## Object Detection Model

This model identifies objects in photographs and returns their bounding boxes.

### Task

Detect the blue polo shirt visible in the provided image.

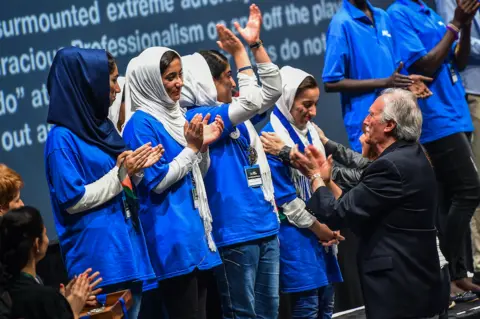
[185,105,279,248]
[323,0,400,152]
[387,0,473,143]
[262,122,343,293]
[44,126,155,287]
[122,110,222,281]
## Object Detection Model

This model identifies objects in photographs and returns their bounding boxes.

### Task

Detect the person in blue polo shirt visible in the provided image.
[44,47,162,319]
[180,5,283,318]
[261,66,343,319]
[322,0,432,152]
[387,0,480,301]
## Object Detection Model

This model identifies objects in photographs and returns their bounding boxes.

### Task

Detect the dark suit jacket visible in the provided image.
[307,141,442,319]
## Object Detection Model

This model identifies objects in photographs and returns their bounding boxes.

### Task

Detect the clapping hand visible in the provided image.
[216,24,244,55]
[60,268,103,309]
[202,114,225,152]
[185,114,204,153]
[234,4,262,46]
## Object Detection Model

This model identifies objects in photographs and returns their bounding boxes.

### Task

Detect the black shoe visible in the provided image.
[451,291,478,303]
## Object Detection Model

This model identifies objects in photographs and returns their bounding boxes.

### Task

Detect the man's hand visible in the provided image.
[260,132,285,156]
[408,74,433,99]
[311,123,329,145]
[384,62,413,89]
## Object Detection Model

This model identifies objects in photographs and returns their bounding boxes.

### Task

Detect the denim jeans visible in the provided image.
[100,280,143,319]
[215,235,280,319]
[289,284,335,319]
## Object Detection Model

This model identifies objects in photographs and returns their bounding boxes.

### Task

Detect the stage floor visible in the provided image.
[333,300,480,318]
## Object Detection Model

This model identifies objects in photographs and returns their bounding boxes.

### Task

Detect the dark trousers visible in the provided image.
[424,132,480,280]
[159,269,212,319]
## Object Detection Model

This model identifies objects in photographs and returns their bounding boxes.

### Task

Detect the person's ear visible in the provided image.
[384,120,396,133]
[33,238,40,254]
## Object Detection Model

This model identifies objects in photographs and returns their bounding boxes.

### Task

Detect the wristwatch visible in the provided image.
[279,146,292,164]
[249,39,263,49]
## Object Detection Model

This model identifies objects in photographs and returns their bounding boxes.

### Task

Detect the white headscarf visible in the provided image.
[271,66,325,201]
[180,53,277,216]
[125,47,216,251]
[180,53,219,108]
[108,76,126,134]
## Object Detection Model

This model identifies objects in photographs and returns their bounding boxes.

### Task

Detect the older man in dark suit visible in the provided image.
[293,88,443,319]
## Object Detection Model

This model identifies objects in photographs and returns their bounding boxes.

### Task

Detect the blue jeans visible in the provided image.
[215,235,280,319]
[101,281,143,319]
[289,284,335,319]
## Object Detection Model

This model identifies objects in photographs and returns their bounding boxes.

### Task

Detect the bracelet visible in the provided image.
[448,22,460,33]
[249,39,263,49]
[238,65,253,73]
[447,23,459,40]
[309,173,322,186]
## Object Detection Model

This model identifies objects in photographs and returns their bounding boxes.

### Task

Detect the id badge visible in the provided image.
[192,187,199,209]
[122,194,131,219]
[245,164,263,188]
[449,64,458,84]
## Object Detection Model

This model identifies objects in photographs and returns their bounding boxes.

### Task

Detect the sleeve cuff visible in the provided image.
[324,140,339,156]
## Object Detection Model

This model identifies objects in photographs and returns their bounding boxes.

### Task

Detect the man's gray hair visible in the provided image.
[381,88,423,142]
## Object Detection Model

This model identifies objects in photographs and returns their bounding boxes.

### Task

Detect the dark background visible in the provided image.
[0,0,435,239]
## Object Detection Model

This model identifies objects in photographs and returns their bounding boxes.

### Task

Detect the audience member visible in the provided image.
[0,164,24,216]
[0,206,101,319]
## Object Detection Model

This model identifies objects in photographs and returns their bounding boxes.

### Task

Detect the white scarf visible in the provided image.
[125,47,216,251]
[180,53,277,215]
[270,66,325,201]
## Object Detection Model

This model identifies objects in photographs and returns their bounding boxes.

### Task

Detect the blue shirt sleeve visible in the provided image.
[186,104,235,140]
[388,9,429,70]
[46,148,86,210]
[322,19,350,83]
[123,120,169,193]
[267,154,298,207]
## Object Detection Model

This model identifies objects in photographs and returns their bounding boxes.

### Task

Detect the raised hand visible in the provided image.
[234,4,262,45]
[385,62,413,89]
[453,0,480,28]
[216,24,244,55]
[184,114,204,153]
[260,132,286,156]
[202,114,225,148]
